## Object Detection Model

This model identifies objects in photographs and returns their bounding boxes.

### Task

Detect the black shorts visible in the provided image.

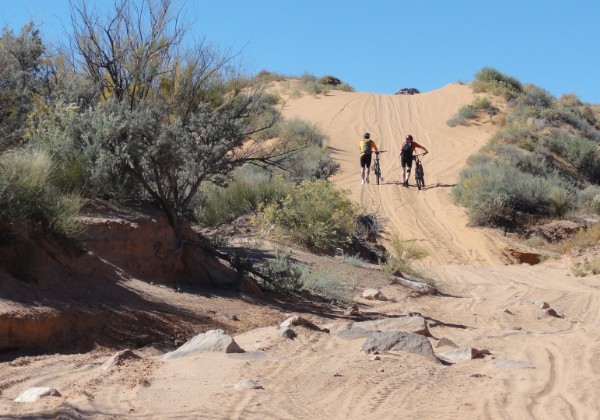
[360,153,372,168]
[400,153,413,168]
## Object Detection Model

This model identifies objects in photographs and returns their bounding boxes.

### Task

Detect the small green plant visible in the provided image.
[384,235,429,277]
[447,97,498,127]
[341,253,365,267]
[299,266,354,304]
[259,251,304,293]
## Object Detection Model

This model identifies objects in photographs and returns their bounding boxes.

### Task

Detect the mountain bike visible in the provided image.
[413,152,427,190]
[373,151,386,185]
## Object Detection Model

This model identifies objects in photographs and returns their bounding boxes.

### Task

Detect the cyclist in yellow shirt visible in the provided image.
[359,132,379,184]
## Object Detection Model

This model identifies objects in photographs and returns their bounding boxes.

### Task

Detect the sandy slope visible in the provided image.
[4,85,600,419]
[280,84,505,267]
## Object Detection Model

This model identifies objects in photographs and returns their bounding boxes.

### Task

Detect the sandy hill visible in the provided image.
[2,84,600,419]
[279,83,506,267]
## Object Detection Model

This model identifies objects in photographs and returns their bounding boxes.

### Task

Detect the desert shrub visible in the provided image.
[472,67,523,100]
[557,94,597,126]
[318,75,341,86]
[541,131,600,183]
[571,257,600,277]
[337,83,354,92]
[254,70,286,84]
[300,265,354,304]
[454,162,575,227]
[195,167,290,227]
[491,124,537,146]
[447,97,499,126]
[511,84,554,109]
[0,149,84,240]
[341,253,365,267]
[276,118,339,181]
[447,104,477,127]
[258,179,357,250]
[355,211,386,242]
[259,251,304,293]
[384,235,429,278]
[280,118,326,147]
[491,144,554,178]
[578,185,600,211]
[561,223,600,252]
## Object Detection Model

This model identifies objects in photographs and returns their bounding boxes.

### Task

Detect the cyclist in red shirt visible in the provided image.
[399,134,428,187]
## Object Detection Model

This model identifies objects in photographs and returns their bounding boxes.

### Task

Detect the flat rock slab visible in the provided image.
[324,315,431,340]
[162,329,244,360]
[361,331,439,363]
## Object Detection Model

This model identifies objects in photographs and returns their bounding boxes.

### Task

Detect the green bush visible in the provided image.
[447,104,477,127]
[447,97,498,127]
[472,67,523,100]
[0,149,84,240]
[454,161,575,227]
[259,251,304,293]
[275,118,339,181]
[195,167,290,227]
[541,131,600,183]
[258,179,357,250]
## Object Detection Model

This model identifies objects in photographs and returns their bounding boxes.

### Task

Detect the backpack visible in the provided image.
[360,140,371,154]
[401,140,413,155]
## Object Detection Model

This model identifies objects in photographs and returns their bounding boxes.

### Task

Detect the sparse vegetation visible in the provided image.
[259,251,304,293]
[450,67,600,231]
[0,149,84,241]
[257,180,357,251]
[299,265,354,304]
[447,97,498,127]
[571,257,600,277]
[384,235,429,279]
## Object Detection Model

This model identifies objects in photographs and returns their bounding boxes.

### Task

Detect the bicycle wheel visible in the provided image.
[374,162,381,185]
[416,164,425,190]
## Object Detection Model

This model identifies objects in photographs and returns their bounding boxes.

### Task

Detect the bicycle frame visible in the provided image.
[373,151,386,185]
[412,153,426,190]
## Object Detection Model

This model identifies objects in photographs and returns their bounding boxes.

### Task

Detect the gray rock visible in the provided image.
[437,347,488,363]
[435,337,458,349]
[324,315,431,340]
[234,379,264,390]
[362,288,387,301]
[162,329,244,360]
[279,316,326,332]
[101,349,141,370]
[361,331,439,363]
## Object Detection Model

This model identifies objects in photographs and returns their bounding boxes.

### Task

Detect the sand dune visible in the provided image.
[281,83,505,266]
[4,84,600,419]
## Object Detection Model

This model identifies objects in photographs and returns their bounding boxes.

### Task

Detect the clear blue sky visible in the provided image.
[3,0,600,104]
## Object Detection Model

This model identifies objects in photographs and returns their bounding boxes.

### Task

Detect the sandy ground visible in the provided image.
[3,84,600,419]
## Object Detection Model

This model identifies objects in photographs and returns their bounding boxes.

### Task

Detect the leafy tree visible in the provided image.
[0,23,46,150]
[60,0,294,236]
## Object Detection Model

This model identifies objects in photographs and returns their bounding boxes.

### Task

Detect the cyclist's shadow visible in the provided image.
[383,181,457,190]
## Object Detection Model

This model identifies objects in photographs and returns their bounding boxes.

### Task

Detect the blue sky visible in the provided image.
[3,0,600,104]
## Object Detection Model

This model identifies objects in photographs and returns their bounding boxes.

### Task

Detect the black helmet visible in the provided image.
[406,134,413,141]
[363,133,370,139]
